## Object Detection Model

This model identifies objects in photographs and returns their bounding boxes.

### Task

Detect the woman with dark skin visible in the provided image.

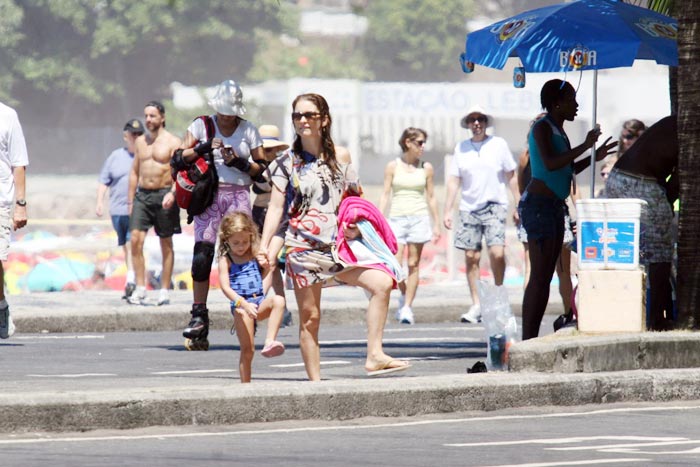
[519,80,617,340]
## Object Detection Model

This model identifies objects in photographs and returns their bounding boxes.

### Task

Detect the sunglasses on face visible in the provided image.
[292,111,321,121]
[466,116,487,124]
[413,139,426,146]
[621,133,638,140]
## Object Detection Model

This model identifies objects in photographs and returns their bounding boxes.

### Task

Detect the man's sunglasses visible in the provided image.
[466,116,487,124]
[292,111,322,121]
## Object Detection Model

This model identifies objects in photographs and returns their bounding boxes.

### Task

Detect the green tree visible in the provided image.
[0,0,282,125]
[246,2,372,82]
[362,0,474,82]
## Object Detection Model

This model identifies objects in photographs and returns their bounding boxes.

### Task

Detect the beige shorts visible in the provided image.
[0,206,11,261]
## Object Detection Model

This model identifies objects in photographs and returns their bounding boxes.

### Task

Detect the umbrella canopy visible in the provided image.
[461,0,677,195]
[464,0,678,72]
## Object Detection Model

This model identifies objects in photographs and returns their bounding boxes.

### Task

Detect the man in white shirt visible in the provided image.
[0,101,29,339]
[443,106,519,323]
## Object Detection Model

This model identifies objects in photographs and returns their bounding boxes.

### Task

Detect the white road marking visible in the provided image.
[14,335,105,340]
[384,326,484,333]
[471,460,646,467]
[549,439,695,451]
[319,336,481,345]
[447,436,685,447]
[1,405,697,446]
[26,373,117,378]
[269,360,351,368]
[151,369,236,375]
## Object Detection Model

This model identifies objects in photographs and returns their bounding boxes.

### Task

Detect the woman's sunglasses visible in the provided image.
[292,111,321,121]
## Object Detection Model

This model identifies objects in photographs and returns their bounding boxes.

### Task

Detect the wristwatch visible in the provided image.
[15,199,26,207]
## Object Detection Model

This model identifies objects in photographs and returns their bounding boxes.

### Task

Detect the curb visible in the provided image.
[509,332,700,373]
[11,287,565,333]
[3,370,700,433]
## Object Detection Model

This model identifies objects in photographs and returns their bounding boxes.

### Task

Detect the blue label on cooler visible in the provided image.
[580,220,637,264]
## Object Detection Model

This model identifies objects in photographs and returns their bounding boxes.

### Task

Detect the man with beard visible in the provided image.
[127,101,182,306]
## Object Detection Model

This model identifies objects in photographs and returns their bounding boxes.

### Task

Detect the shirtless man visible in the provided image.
[603,115,678,331]
[127,101,182,306]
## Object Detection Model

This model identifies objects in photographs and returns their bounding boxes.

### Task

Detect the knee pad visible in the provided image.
[191,241,215,282]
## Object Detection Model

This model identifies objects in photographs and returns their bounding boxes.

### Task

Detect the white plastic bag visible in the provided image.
[477,280,518,370]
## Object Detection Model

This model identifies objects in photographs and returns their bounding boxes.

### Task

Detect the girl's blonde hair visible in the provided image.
[218,212,260,258]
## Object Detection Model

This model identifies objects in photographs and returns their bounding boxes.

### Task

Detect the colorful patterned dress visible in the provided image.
[269,149,361,288]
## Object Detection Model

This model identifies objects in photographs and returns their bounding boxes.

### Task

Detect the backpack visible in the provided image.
[171,115,218,224]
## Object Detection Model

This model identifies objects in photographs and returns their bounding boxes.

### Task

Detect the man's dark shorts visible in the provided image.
[130,188,181,238]
[518,191,565,242]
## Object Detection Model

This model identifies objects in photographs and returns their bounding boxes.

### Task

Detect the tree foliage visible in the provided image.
[1,0,282,124]
[362,0,474,82]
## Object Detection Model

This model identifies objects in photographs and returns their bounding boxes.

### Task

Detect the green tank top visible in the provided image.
[390,158,428,217]
[528,116,572,200]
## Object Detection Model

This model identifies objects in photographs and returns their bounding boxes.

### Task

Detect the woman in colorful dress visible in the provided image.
[260,93,410,380]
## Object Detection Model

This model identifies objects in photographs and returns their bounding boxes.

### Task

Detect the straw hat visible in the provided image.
[259,125,289,151]
[208,80,246,117]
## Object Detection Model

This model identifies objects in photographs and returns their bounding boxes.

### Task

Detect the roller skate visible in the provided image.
[183,303,209,351]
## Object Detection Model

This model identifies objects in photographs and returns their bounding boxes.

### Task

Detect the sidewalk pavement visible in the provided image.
[4,282,700,433]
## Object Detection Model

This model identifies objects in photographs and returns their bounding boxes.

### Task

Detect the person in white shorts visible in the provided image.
[0,101,29,339]
[379,127,440,325]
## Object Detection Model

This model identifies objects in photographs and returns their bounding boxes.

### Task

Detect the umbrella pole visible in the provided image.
[589,69,598,198]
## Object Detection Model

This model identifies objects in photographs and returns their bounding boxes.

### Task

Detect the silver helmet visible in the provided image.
[208,80,247,117]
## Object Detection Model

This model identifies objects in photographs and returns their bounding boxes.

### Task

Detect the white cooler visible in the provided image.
[576,198,647,270]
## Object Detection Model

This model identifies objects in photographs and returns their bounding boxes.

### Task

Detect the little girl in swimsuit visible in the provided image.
[218,212,286,383]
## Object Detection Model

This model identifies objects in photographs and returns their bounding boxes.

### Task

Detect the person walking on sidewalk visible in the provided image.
[260,93,410,380]
[519,79,616,340]
[379,127,440,325]
[128,101,182,306]
[179,80,266,349]
[251,124,292,327]
[217,212,286,381]
[0,101,28,339]
[97,118,143,300]
[443,105,519,324]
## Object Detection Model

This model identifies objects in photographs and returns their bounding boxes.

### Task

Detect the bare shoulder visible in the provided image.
[166,130,182,148]
[335,145,351,164]
[422,161,435,175]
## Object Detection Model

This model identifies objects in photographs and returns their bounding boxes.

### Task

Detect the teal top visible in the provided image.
[528,116,572,200]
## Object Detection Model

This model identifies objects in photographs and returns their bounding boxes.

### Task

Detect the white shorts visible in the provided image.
[388,215,432,245]
[0,206,11,261]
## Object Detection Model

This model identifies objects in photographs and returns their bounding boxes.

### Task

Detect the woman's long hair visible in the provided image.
[291,93,340,175]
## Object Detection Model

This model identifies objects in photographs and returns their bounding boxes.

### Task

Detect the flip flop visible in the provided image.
[366,359,411,377]
[261,340,285,358]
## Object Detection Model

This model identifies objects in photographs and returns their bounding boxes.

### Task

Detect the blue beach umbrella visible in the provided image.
[461,0,678,195]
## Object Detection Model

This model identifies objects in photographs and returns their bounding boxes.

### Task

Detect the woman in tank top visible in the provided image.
[518,79,617,340]
[379,127,440,325]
